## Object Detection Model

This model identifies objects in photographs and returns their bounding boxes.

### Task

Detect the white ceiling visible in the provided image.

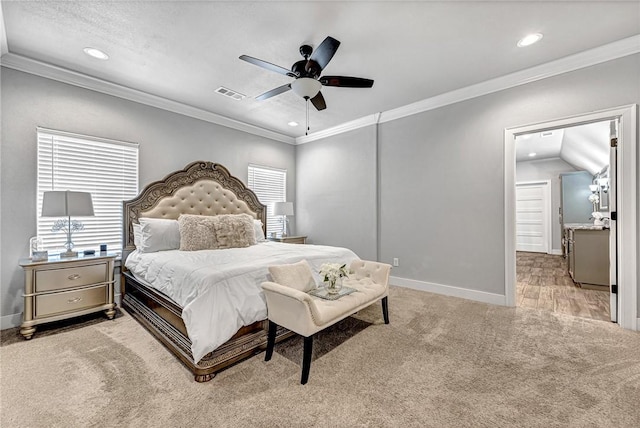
[515,120,611,175]
[1,1,639,139]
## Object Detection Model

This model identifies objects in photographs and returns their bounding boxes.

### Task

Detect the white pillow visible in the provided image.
[133,223,142,247]
[138,217,181,253]
[268,260,317,293]
[253,220,266,242]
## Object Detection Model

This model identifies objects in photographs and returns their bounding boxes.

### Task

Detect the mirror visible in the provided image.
[595,167,609,211]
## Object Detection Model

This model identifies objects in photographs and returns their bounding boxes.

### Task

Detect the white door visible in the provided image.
[609,120,618,322]
[516,182,550,253]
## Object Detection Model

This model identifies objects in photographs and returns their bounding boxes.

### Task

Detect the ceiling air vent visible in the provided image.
[215,86,246,101]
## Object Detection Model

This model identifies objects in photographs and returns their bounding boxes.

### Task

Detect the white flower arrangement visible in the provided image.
[588,193,600,204]
[591,211,606,226]
[319,262,348,285]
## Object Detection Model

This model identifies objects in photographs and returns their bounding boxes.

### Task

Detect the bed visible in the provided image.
[121,161,358,382]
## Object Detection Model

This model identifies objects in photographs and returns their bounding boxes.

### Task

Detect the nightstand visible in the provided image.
[19,253,116,339]
[268,235,307,244]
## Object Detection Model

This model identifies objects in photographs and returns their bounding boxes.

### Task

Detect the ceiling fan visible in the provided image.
[239,36,374,111]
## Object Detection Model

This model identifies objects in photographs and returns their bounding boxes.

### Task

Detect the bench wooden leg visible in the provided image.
[301,335,313,385]
[382,296,389,324]
[265,320,277,361]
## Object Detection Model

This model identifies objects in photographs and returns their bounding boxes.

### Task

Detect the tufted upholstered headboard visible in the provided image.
[122,161,266,261]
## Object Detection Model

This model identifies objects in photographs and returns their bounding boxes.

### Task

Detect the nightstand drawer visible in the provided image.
[35,285,108,318]
[282,237,306,244]
[35,263,107,292]
[268,235,307,244]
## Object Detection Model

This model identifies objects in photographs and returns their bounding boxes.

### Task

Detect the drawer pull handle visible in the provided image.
[68,274,81,280]
[67,297,82,304]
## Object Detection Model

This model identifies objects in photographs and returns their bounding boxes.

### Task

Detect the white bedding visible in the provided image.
[125,241,359,362]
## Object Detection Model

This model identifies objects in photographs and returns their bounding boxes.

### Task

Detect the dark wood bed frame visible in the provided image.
[121,161,291,382]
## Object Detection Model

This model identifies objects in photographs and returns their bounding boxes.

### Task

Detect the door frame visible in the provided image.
[504,104,637,330]
[515,180,552,254]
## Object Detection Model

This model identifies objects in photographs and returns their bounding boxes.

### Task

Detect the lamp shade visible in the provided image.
[291,78,321,99]
[42,191,95,217]
[273,201,293,216]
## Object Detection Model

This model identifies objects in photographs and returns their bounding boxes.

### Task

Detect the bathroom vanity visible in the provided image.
[564,225,610,287]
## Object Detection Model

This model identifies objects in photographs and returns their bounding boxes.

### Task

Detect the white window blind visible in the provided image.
[37,128,139,253]
[247,164,286,235]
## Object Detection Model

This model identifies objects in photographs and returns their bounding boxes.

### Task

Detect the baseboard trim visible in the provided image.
[636,318,640,331]
[0,293,123,330]
[0,312,22,330]
[390,275,506,306]
[549,249,563,256]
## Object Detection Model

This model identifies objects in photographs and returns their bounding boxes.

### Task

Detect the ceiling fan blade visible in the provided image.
[239,55,296,77]
[309,36,340,71]
[256,83,291,101]
[320,76,374,88]
[310,91,326,111]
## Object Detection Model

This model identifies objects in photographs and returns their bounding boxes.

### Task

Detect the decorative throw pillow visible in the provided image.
[178,214,217,251]
[138,217,181,253]
[213,214,256,249]
[268,260,317,293]
[253,219,266,243]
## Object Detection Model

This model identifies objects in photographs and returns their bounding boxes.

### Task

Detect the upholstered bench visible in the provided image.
[261,259,391,384]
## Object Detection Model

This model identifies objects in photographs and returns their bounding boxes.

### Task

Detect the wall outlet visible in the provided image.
[393,258,399,267]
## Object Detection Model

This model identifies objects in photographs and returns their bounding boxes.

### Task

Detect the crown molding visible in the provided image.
[0,53,296,145]
[2,34,638,146]
[295,114,380,145]
[297,34,640,144]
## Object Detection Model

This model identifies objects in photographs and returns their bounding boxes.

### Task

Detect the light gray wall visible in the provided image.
[0,68,295,324]
[379,54,639,296]
[516,158,578,252]
[379,101,506,292]
[298,54,639,304]
[295,126,377,261]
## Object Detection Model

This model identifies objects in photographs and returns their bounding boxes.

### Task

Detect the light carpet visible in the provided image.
[1,286,639,427]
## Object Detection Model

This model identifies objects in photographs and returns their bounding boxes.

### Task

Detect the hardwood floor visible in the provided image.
[516,252,610,322]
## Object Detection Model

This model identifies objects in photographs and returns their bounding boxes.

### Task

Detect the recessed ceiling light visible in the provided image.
[528,152,537,157]
[83,47,109,60]
[288,121,299,127]
[517,33,543,47]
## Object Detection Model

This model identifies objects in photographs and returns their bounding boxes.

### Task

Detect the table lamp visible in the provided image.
[42,190,94,257]
[273,201,293,237]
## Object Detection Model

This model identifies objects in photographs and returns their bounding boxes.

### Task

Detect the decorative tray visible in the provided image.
[308,286,357,301]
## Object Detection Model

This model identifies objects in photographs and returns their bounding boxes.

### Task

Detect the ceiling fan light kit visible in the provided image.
[291,78,321,99]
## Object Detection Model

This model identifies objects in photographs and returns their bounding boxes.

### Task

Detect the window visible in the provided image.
[247,164,286,235]
[37,128,139,253]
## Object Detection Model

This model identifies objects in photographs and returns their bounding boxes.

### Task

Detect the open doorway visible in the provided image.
[514,121,611,322]
[504,105,638,331]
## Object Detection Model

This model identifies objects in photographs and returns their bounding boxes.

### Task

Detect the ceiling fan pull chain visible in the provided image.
[306,98,310,135]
